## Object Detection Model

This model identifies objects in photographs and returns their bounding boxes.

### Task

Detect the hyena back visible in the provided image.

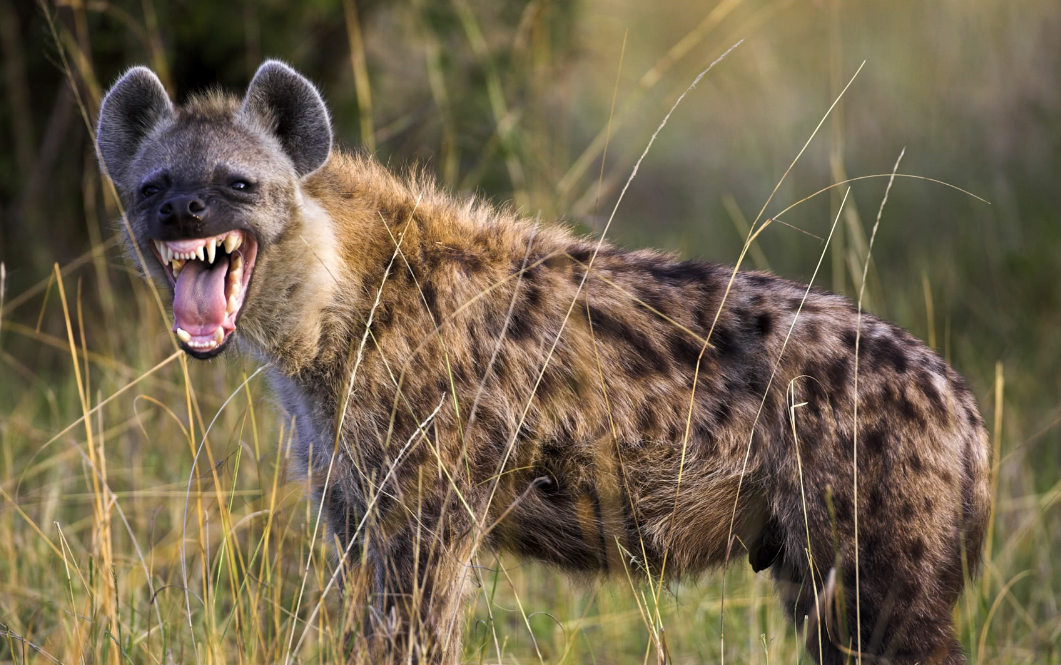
[96,61,990,664]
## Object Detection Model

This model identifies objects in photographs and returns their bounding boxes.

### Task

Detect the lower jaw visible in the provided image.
[181,336,231,359]
[173,318,237,352]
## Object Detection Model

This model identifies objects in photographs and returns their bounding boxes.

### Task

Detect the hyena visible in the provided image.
[96,61,990,664]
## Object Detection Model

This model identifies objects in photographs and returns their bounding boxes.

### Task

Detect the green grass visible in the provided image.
[2,0,1060,663]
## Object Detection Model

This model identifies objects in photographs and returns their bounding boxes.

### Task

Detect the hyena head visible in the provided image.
[96,61,332,359]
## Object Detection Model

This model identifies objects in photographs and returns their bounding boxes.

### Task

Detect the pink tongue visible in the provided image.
[173,256,229,334]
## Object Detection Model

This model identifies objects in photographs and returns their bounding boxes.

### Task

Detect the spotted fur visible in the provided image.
[98,62,991,664]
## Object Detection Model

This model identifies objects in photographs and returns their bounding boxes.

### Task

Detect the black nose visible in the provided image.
[158,195,208,226]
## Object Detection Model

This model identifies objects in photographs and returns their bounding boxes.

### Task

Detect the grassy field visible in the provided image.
[2,0,1060,663]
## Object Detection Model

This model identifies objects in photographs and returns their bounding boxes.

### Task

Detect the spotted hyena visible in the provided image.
[95,61,991,664]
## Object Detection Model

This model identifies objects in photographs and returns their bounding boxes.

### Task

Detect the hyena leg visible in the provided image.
[771,542,967,664]
[356,503,478,665]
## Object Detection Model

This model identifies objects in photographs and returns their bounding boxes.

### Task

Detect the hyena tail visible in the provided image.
[959,424,993,579]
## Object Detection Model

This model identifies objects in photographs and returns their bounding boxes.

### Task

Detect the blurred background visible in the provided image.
[1,0,1059,662]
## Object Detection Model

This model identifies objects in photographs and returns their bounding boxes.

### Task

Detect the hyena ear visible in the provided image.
[96,67,174,187]
[240,60,333,177]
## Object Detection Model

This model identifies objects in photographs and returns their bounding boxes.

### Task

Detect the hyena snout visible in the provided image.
[157,193,206,225]
[157,193,209,231]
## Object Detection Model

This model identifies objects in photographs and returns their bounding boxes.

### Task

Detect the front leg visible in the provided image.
[348,489,480,665]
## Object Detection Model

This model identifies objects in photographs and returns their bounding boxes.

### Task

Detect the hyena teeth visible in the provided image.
[206,239,217,264]
[223,233,241,254]
[175,327,191,343]
[230,254,243,285]
[212,327,224,343]
[171,258,185,278]
[195,246,205,262]
[226,294,239,315]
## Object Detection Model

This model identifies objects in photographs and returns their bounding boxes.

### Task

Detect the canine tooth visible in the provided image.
[206,239,217,263]
[213,328,224,343]
[159,243,170,264]
[195,246,205,262]
[224,234,241,253]
[227,294,239,315]
[176,328,191,343]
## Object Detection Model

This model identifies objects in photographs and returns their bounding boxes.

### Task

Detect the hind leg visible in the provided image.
[772,547,971,665]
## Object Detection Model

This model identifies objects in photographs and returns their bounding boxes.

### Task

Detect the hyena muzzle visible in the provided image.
[96,60,991,664]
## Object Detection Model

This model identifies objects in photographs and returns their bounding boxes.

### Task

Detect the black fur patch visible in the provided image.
[587,305,668,376]
[755,311,774,337]
[867,333,909,374]
[748,517,785,572]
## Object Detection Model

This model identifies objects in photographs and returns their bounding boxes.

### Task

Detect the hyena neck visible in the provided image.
[239,185,351,375]
[243,151,454,377]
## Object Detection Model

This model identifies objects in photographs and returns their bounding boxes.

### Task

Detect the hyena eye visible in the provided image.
[230,180,250,191]
[142,184,160,197]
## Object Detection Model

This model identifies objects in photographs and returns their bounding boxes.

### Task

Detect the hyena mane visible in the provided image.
[96,60,991,665]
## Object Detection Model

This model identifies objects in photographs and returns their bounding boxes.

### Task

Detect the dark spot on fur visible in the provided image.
[587,306,668,375]
[900,500,916,519]
[923,497,934,513]
[826,355,850,393]
[745,273,772,287]
[634,285,670,319]
[567,247,592,263]
[443,246,484,274]
[536,367,559,400]
[909,538,926,563]
[842,328,858,349]
[868,486,886,516]
[898,391,926,427]
[833,494,853,524]
[868,334,909,374]
[864,427,889,457]
[421,283,440,322]
[668,333,703,368]
[755,311,774,337]
[508,306,535,342]
[648,260,714,284]
[711,398,733,428]
[804,320,822,343]
[524,283,542,308]
[910,453,924,473]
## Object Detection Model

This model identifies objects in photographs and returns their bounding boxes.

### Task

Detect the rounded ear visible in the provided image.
[96,67,174,187]
[240,60,333,177]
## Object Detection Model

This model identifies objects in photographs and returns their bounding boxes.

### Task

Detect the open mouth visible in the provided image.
[150,230,258,357]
